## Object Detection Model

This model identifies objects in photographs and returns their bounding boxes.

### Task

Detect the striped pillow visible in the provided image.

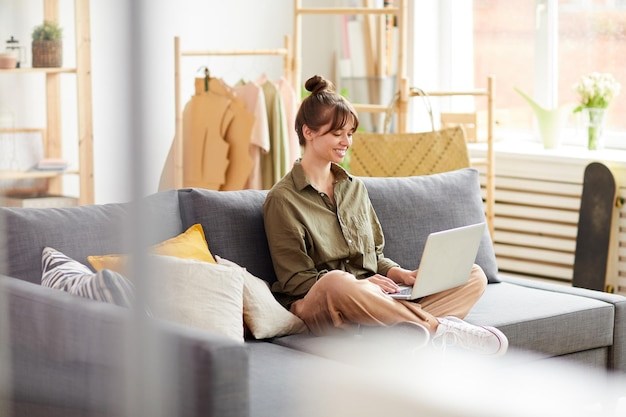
[42,247,135,308]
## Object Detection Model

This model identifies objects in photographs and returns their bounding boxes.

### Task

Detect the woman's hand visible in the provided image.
[386,266,417,286]
[367,274,401,294]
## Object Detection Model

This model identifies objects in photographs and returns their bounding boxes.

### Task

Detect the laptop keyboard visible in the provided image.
[397,286,413,296]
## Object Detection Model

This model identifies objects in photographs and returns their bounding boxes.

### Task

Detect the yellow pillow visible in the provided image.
[88,223,216,272]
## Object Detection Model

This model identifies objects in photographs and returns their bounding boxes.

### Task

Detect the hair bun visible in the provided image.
[305,75,335,95]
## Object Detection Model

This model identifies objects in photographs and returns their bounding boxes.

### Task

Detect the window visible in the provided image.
[473,0,626,148]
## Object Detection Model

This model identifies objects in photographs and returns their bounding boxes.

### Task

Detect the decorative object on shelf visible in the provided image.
[514,87,573,149]
[0,53,17,69]
[34,157,69,171]
[573,72,621,150]
[5,36,27,68]
[31,20,63,68]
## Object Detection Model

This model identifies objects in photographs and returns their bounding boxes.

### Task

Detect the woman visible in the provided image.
[263,75,507,355]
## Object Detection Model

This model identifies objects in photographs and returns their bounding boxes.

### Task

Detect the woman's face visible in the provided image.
[303,120,355,164]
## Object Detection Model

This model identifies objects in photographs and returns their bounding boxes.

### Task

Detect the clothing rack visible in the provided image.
[172,35,292,189]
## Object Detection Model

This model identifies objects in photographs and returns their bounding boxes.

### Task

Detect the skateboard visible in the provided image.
[572,162,618,292]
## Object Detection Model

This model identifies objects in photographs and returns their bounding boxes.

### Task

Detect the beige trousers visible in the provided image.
[290,265,487,336]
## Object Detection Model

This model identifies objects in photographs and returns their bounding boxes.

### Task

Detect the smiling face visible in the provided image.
[302,118,356,164]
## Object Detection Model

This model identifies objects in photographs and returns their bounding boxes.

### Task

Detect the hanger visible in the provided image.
[196,66,210,92]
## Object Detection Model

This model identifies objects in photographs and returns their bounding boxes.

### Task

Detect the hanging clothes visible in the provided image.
[208,78,255,191]
[234,80,271,190]
[275,76,301,165]
[159,75,255,191]
[159,76,232,191]
[258,75,290,190]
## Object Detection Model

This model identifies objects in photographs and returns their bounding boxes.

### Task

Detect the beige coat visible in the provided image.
[159,77,254,191]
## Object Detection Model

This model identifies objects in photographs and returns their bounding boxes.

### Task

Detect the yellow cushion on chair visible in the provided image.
[349,126,470,177]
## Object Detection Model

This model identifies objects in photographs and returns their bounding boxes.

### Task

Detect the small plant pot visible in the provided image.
[32,40,62,67]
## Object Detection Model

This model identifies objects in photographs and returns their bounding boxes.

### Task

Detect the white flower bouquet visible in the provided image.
[573,72,621,112]
[573,72,621,149]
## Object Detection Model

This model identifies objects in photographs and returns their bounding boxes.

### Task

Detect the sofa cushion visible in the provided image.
[0,190,183,285]
[360,168,499,283]
[178,188,276,285]
[276,279,615,360]
[41,247,135,308]
[147,254,245,343]
[465,279,614,356]
[216,256,307,339]
[87,223,216,272]
[247,341,354,417]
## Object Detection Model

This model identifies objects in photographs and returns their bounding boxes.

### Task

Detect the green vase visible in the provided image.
[583,108,606,150]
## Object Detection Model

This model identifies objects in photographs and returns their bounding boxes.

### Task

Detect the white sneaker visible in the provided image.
[433,316,508,356]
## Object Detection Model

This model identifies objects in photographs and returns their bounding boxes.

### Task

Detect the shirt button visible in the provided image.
[345,259,350,264]
[348,239,353,244]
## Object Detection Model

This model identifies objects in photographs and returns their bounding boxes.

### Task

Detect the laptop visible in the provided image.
[389,222,486,300]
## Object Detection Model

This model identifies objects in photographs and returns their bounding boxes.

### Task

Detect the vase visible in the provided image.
[582,108,606,150]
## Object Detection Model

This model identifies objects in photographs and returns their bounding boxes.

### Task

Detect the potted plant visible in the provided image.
[31,20,63,67]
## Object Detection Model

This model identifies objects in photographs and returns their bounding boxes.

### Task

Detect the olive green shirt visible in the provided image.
[263,160,399,307]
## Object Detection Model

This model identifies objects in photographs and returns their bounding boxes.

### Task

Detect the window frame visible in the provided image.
[407,0,626,150]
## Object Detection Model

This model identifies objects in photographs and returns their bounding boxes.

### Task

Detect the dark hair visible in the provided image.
[294,75,359,146]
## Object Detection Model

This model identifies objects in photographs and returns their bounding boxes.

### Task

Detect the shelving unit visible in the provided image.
[0,0,94,205]
[292,0,407,127]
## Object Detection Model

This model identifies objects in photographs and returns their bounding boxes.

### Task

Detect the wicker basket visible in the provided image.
[349,126,470,177]
[32,40,62,67]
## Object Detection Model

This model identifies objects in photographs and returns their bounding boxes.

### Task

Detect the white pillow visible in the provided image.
[148,254,245,343]
[216,256,308,339]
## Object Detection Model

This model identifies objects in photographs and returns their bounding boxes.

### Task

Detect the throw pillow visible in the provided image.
[87,223,216,273]
[216,256,308,339]
[41,247,135,308]
[147,254,245,343]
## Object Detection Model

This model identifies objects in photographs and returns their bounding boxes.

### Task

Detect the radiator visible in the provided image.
[469,142,626,295]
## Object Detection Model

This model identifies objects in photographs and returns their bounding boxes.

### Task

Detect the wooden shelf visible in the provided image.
[0,170,79,180]
[0,0,94,206]
[0,67,77,74]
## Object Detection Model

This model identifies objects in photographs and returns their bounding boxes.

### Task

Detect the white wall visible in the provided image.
[1,0,338,203]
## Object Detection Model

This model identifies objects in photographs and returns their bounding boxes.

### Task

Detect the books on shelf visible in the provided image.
[33,158,70,171]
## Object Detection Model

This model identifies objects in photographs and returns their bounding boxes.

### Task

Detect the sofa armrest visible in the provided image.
[499,274,626,372]
[0,276,248,417]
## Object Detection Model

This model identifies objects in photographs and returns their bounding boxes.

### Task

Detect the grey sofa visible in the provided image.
[1,168,625,417]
